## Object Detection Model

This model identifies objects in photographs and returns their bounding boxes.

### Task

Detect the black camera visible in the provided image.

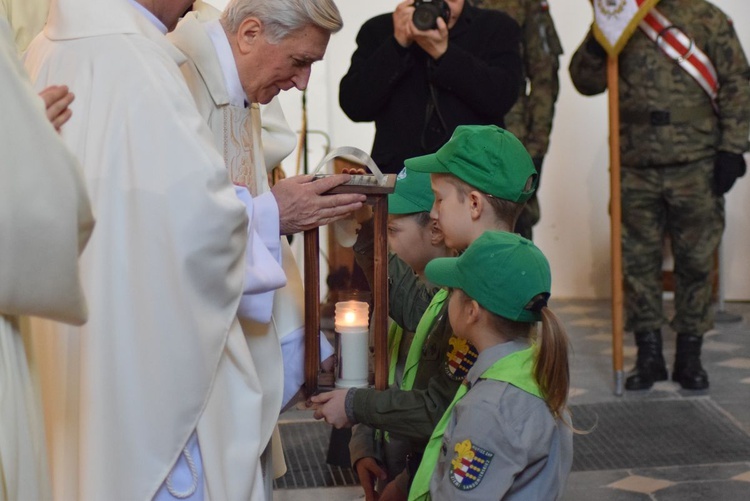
[412,0,450,31]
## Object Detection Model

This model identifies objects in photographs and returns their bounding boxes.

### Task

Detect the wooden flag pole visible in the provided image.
[607,55,625,396]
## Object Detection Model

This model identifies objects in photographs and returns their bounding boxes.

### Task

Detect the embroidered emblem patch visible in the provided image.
[449,440,494,490]
[444,337,478,381]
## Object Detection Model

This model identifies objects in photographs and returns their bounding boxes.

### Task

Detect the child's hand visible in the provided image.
[354,457,387,501]
[341,167,367,175]
[354,204,373,224]
[310,389,352,428]
[379,479,408,501]
[321,354,336,373]
[279,387,307,414]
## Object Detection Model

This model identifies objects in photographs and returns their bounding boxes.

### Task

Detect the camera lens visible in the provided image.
[412,4,440,31]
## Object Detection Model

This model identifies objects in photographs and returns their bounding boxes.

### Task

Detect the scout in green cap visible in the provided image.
[385,168,451,275]
[314,167,458,497]
[406,124,537,251]
[408,231,573,501]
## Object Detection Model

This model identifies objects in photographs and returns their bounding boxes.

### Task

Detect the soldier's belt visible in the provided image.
[620,106,715,126]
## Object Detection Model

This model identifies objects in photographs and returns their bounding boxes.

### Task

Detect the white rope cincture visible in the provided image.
[165,446,199,499]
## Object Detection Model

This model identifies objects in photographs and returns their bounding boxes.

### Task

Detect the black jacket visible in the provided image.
[339,3,522,173]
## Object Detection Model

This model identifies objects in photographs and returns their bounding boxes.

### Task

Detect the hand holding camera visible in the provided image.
[393,1,416,48]
[392,0,452,58]
[412,0,451,31]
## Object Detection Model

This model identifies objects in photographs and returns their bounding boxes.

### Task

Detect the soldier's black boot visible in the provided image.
[672,333,709,390]
[625,329,668,390]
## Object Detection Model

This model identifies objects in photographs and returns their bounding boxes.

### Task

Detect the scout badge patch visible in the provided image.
[449,439,494,490]
[445,337,478,381]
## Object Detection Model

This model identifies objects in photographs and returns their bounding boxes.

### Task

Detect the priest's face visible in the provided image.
[236,22,331,104]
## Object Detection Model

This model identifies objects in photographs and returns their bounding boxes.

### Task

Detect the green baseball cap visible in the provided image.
[388,167,435,215]
[404,125,537,203]
[425,231,551,322]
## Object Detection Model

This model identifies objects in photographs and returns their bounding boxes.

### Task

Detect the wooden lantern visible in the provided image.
[303,151,395,395]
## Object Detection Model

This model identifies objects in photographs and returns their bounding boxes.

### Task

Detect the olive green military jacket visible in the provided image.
[351,222,468,445]
[473,0,563,160]
[569,0,750,167]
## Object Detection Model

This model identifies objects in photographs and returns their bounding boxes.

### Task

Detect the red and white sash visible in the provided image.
[638,3,719,107]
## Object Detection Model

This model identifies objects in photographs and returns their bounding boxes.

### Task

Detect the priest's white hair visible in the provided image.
[221,0,343,43]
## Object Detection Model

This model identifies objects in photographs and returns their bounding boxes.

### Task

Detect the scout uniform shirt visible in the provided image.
[410,340,573,500]
[350,223,476,442]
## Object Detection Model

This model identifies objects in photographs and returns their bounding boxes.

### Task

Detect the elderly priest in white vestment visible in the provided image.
[22,0,364,500]
[0,14,93,501]
[171,0,344,471]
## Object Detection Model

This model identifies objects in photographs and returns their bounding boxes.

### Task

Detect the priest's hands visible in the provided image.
[310,389,353,428]
[271,174,365,235]
[39,85,74,132]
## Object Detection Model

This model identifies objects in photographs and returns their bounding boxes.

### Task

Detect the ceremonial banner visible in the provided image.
[593,0,660,55]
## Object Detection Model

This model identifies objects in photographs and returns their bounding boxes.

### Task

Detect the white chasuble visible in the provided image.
[23,0,285,499]
[171,10,313,465]
[0,0,51,52]
[0,15,93,501]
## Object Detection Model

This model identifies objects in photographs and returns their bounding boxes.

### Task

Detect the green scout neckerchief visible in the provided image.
[399,288,449,390]
[382,288,450,442]
[388,288,450,389]
[407,345,542,501]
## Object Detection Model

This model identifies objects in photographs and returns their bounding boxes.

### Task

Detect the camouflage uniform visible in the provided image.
[569,0,750,337]
[472,0,563,239]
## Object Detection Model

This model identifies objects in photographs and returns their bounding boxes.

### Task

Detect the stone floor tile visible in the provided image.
[717,357,750,370]
[703,341,745,352]
[600,345,637,357]
[584,332,613,342]
[608,475,675,494]
[655,479,750,501]
[730,470,750,482]
[632,463,750,483]
[553,304,602,315]
[570,317,615,328]
[568,387,588,399]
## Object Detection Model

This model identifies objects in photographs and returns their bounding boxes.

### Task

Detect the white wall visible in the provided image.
[274,0,750,300]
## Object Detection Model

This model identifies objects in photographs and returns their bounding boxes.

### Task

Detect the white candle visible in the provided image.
[334,301,370,388]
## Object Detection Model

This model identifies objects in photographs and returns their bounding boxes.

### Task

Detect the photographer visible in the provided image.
[340,0,522,174]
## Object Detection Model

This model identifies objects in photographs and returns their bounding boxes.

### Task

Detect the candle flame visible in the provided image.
[344,311,357,325]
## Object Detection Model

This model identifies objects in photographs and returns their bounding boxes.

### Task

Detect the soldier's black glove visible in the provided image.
[713,151,746,195]
[532,156,544,190]
[585,33,607,59]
